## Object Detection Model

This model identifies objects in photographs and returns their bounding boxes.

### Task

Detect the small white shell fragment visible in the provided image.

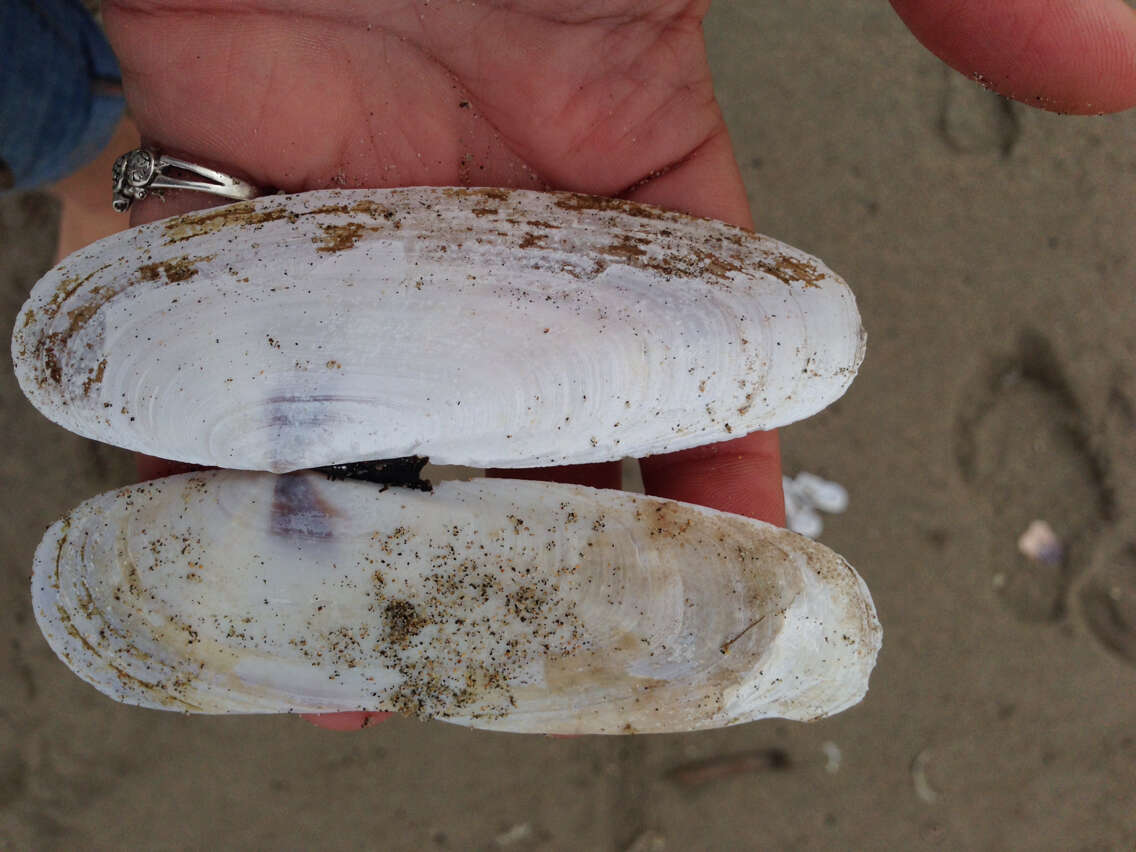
[12,187,865,472]
[793,472,849,514]
[1017,520,1063,565]
[911,748,940,803]
[783,472,848,539]
[784,489,824,539]
[33,471,881,733]
[495,824,534,847]
[822,740,842,774]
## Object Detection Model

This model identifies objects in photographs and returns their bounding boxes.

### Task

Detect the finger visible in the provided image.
[889,0,1136,114]
[640,431,785,526]
[300,711,392,731]
[135,454,208,481]
[487,461,621,490]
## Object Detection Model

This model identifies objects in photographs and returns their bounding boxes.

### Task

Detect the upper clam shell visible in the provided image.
[34,471,881,733]
[12,188,864,472]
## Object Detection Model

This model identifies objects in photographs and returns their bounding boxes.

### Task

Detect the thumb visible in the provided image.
[889,0,1136,114]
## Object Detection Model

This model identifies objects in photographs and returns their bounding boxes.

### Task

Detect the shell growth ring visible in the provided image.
[111,148,263,212]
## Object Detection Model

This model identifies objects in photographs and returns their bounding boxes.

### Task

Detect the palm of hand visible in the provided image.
[105,1,743,207]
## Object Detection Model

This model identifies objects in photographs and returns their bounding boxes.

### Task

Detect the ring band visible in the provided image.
[112,148,262,212]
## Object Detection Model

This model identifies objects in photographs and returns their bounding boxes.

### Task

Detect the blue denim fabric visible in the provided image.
[0,0,125,190]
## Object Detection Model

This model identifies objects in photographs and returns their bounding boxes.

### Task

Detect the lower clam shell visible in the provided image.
[34,471,881,733]
[12,187,864,472]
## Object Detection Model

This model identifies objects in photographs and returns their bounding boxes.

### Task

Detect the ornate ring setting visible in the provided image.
[112,148,262,212]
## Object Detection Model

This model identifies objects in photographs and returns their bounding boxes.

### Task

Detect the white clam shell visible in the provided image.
[34,471,880,733]
[12,188,864,472]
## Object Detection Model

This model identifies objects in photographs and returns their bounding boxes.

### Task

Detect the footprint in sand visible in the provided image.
[954,330,1114,623]
[937,66,1021,157]
[1076,539,1136,667]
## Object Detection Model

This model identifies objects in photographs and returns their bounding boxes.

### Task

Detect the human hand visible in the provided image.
[104,0,781,730]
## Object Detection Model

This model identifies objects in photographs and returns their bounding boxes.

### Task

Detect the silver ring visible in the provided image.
[112,148,262,212]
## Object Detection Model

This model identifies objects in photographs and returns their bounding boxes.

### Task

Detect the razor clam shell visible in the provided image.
[33,471,881,733]
[12,188,864,472]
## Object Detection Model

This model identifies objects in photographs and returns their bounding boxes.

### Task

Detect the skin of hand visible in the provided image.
[888,0,1136,114]
[102,0,1134,730]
